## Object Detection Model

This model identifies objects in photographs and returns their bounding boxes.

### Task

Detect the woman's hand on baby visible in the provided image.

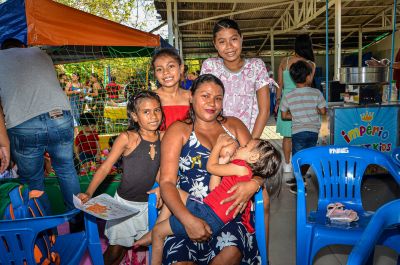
[183,216,212,242]
[77,192,91,204]
[221,180,260,217]
[147,187,163,208]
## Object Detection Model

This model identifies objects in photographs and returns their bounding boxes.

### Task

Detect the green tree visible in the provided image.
[55,0,158,31]
[56,0,135,24]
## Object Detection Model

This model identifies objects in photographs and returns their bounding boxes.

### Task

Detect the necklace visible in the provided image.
[149,144,157,160]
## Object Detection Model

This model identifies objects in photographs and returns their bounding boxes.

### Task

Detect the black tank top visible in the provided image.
[117,131,161,202]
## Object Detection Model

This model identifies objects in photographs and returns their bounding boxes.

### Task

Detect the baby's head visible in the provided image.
[233,139,281,179]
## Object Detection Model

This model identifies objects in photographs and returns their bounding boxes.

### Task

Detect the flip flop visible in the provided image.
[326,202,359,222]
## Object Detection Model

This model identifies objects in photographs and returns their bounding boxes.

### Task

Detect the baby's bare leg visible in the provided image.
[134,189,189,247]
[151,218,174,265]
[158,189,189,221]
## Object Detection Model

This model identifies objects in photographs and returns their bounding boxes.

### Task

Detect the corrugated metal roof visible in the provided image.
[154,0,399,58]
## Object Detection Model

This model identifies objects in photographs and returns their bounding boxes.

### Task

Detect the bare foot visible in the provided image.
[134,231,152,247]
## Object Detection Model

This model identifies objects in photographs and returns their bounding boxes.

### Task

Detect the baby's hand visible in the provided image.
[77,192,91,204]
[220,140,239,159]
[216,133,235,147]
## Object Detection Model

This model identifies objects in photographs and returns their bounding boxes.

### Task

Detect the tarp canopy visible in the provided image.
[0,0,170,63]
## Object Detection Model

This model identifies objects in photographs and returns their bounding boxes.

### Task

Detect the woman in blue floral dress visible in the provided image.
[160,74,263,264]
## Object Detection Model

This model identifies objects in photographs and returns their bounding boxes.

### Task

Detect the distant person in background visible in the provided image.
[275,34,316,175]
[94,74,107,133]
[106,76,122,103]
[58,73,68,91]
[180,64,193,90]
[125,76,140,100]
[0,38,80,214]
[280,60,325,194]
[187,71,197,81]
[75,112,100,173]
[65,72,83,135]
[269,71,278,118]
[85,74,100,112]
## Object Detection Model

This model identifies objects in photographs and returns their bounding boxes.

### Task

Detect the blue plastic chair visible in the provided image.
[148,183,159,261]
[347,199,400,265]
[392,147,400,167]
[0,208,104,265]
[148,185,268,265]
[293,146,400,265]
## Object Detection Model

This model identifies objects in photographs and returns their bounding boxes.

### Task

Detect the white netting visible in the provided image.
[45,45,155,176]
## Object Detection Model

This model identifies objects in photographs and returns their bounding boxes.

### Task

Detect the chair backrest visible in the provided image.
[0,209,103,265]
[292,146,400,212]
[347,199,400,265]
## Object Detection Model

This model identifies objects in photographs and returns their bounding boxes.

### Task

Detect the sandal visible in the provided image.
[326,202,359,222]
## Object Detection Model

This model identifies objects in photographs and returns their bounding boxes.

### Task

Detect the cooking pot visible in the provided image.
[339,67,389,84]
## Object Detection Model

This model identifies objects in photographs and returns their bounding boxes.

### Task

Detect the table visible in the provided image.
[103,106,127,120]
[98,133,119,150]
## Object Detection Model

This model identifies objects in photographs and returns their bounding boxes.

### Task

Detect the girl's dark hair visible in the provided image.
[289,60,312,84]
[151,48,182,69]
[186,74,226,124]
[294,34,315,62]
[126,91,165,131]
[248,139,282,180]
[213,19,242,39]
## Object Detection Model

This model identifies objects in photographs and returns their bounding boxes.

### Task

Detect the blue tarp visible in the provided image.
[0,0,27,45]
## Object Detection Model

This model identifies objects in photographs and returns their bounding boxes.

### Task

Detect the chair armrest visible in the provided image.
[148,183,159,230]
[0,208,81,232]
[347,199,400,265]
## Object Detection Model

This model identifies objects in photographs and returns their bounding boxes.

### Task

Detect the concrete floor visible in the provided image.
[260,119,400,265]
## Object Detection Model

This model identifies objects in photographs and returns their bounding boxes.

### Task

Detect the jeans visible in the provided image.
[292,131,319,156]
[8,110,80,213]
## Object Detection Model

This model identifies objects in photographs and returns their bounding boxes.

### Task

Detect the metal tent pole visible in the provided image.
[326,0,329,107]
[388,0,397,101]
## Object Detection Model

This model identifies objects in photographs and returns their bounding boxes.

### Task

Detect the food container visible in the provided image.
[339,67,389,84]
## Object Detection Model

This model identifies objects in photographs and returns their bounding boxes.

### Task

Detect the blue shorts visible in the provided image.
[292,131,319,155]
[169,196,224,236]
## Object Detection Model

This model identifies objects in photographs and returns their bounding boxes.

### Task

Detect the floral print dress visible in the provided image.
[163,131,261,265]
[201,57,272,133]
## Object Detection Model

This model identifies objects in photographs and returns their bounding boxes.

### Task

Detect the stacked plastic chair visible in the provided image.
[292,146,400,265]
[148,183,268,265]
[0,209,104,265]
[347,199,400,265]
[392,147,400,166]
